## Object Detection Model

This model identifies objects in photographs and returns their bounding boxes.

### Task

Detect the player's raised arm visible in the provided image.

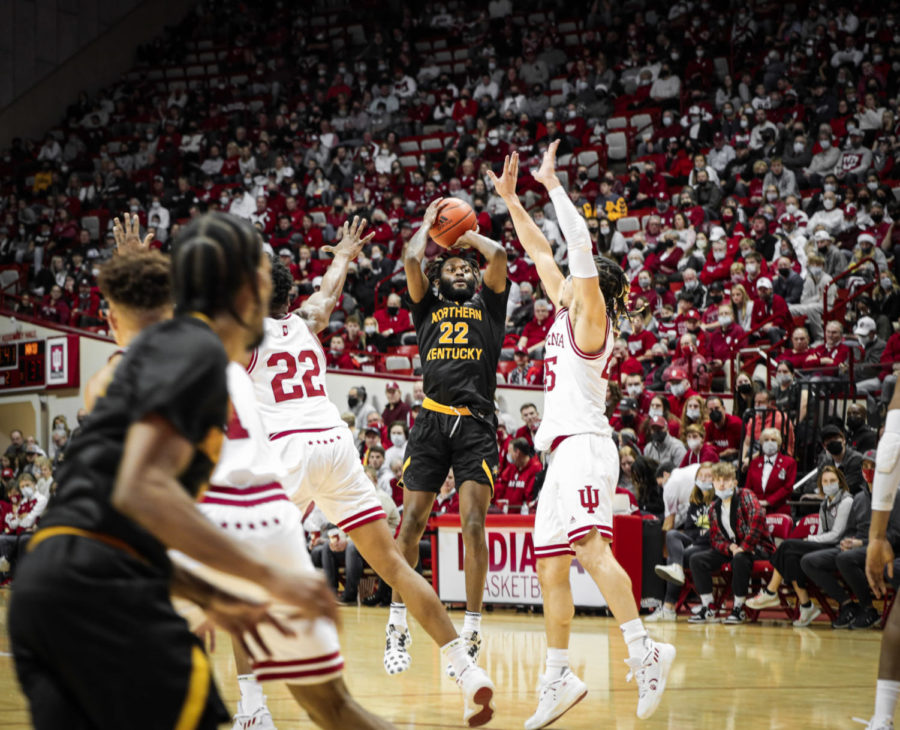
[112,211,154,254]
[454,230,507,294]
[299,215,374,334]
[488,152,565,308]
[404,197,443,303]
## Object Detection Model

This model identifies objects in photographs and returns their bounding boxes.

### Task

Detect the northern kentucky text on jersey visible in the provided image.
[426,346,484,361]
[431,305,484,323]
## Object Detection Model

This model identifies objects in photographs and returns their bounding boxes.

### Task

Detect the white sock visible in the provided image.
[546,648,569,678]
[734,596,745,608]
[874,679,900,723]
[700,593,713,608]
[442,637,470,677]
[620,618,650,662]
[463,611,482,634]
[389,602,407,630]
[238,674,264,714]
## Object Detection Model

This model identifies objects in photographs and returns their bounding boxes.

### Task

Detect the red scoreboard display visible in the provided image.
[0,336,79,391]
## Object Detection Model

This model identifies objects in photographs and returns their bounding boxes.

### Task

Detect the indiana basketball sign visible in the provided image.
[436,519,612,607]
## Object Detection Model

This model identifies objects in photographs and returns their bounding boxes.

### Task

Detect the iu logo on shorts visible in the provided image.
[579,486,600,514]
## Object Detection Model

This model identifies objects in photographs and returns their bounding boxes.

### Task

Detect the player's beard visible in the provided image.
[439,276,475,302]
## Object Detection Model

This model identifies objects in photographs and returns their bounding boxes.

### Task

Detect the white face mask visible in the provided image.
[820,139,831,150]
[390,433,406,448]
[785,203,798,215]
[718,314,733,327]
[670,382,686,397]
[715,487,735,500]
[21,486,33,499]
[881,277,893,290]
[747,263,758,275]
[766,192,778,202]
[761,440,779,456]
[687,437,703,451]
[627,385,643,397]
[686,407,701,420]
[697,480,713,492]
[776,373,792,387]
[809,265,823,277]
[649,407,663,419]
[822,482,840,498]
[629,258,642,270]
[867,181,879,191]
[823,199,835,210]
[365,325,376,335]
[713,251,726,262]
[793,142,805,153]
[685,279,698,289]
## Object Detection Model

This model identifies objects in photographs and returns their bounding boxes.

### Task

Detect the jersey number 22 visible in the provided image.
[268,351,326,402]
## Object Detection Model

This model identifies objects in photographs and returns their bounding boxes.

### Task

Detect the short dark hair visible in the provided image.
[171,212,262,323]
[269,256,293,312]
[369,444,385,456]
[389,420,409,436]
[511,437,532,456]
[521,402,538,412]
[97,251,172,312]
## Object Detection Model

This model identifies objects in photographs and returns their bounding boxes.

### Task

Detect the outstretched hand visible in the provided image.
[321,215,375,259]
[532,139,561,190]
[422,197,445,229]
[486,153,519,200]
[112,212,154,254]
[200,591,297,660]
[866,537,895,599]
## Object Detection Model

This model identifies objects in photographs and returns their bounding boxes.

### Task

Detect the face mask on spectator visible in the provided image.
[820,139,831,150]
[718,314,733,327]
[713,250,725,262]
[629,257,642,270]
[649,407,663,419]
[390,433,406,448]
[793,142,805,153]
[746,263,759,275]
[387,305,399,316]
[600,224,610,235]
[364,325,376,335]
[686,406,701,420]
[785,203,798,215]
[670,382,686,397]
[881,277,893,290]
[714,486,734,500]
[697,480,713,492]
[627,384,642,397]
[822,482,840,498]
[651,429,667,444]
[825,440,844,456]
[687,437,702,451]
[739,119,749,129]
[639,277,651,289]
[662,116,673,126]
[823,199,835,210]
[761,440,779,456]
[684,279,697,289]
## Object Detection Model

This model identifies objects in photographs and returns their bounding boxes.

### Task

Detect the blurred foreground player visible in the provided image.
[863,383,900,730]
[391,199,509,677]
[8,213,337,730]
[249,216,495,727]
[490,145,676,728]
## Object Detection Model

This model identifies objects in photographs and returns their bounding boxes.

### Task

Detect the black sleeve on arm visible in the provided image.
[409,284,437,325]
[128,323,229,444]
[480,281,511,324]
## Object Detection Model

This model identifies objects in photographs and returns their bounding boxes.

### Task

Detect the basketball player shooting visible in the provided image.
[488,143,676,729]
[250,216,496,727]
[391,197,509,676]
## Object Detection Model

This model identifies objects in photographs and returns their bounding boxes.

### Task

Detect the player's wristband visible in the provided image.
[873,410,900,511]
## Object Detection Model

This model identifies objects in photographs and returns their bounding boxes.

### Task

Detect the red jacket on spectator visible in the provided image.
[433,490,460,515]
[778,347,817,370]
[699,255,734,285]
[507,258,538,288]
[608,355,643,385]
[383,401,412,429]
[326,351,360,370]
[300,225,324,249]
[880,332,900,379]
[749,293,792,336]
[627,329,657,359]
[704,414,743,456]
[39,296,70,324]
[494,456,541,508]
[745,452,796,516]
[373,307,413,336]
[452,98,478,123]
[515,424,540,449]
[805,342,851,373]
[520,317,553,348]
[680,443,720,468]
[703,322,746,365]
[709,488,775,556]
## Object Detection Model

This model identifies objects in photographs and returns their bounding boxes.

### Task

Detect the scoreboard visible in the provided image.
[0,336,79,391]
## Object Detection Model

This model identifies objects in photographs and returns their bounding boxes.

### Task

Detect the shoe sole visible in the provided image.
[466,686,495,727]
[636,645,676,720]
[534,688,588,729]
[792,608,822,628]
[746,598,780,610]
[653,566,685,586]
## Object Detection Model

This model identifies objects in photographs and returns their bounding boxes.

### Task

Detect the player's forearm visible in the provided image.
[404,226,429,265]
[170,563,226,609]
[462,231,506,262]
[317,252,352,309]
[114,467,275,585]
[870,509,891,542]
[505,198,556,261]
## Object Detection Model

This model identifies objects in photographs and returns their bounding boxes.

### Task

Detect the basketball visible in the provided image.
[429,198,477,249]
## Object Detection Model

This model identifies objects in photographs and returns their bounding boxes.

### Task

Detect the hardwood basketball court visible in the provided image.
[0,592,883,728]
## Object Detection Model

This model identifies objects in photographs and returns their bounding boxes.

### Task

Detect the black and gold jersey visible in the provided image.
[41,316,228,574]
[409,282,509,414]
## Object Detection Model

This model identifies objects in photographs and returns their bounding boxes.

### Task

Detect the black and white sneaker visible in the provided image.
[850,606,880,630]
[724,606,746,624]
[832,602,859,630]
[688,605,718,624]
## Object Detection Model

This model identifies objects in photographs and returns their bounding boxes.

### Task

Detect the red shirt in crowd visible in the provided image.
[494,456,541,508]
[373,307,413,336]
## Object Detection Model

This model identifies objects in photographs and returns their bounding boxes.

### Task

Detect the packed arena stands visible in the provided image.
[2,0,900,615]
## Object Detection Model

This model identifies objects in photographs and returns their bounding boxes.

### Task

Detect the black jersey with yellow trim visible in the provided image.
[409,282,509,414]
[40,315,228,575]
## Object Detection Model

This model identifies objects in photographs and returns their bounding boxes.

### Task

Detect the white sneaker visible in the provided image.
[383,624,412,675]
[793,603,822,627]
[524,669,588,729]
[625,641,676,720]
[654,563,685,585]
[863,717,894,730]
[447,628,483,678]
[645,607,677,623]
[232,700,276,730]
[746,590,780,610]
[456,662,495,727]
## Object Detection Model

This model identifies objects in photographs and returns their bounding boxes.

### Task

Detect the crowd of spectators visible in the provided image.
[2,0,900,619]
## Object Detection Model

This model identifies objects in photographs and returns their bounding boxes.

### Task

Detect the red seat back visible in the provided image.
[790,513,820,539]
[765,513,793,540]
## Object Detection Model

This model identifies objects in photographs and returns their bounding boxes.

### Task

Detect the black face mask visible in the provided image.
[710,293,723,304]
[347,397,359,409]
[737,383,753,396]
[778,268,791,278]
[847,416,864,431]
[709,409,723,423]
[651,430,667,444]
[872,214,884,223]
[579,172,588,181]
[387,306,399,316]
[653,355,665,366]
[655,285,668,294]
[825,440,844,456]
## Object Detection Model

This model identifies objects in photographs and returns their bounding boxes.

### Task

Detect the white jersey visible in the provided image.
[248,313,345,437]
[207,362,286,489]
[534,308,614,451]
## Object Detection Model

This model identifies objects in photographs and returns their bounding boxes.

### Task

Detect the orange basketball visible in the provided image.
[429,198,477,248]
